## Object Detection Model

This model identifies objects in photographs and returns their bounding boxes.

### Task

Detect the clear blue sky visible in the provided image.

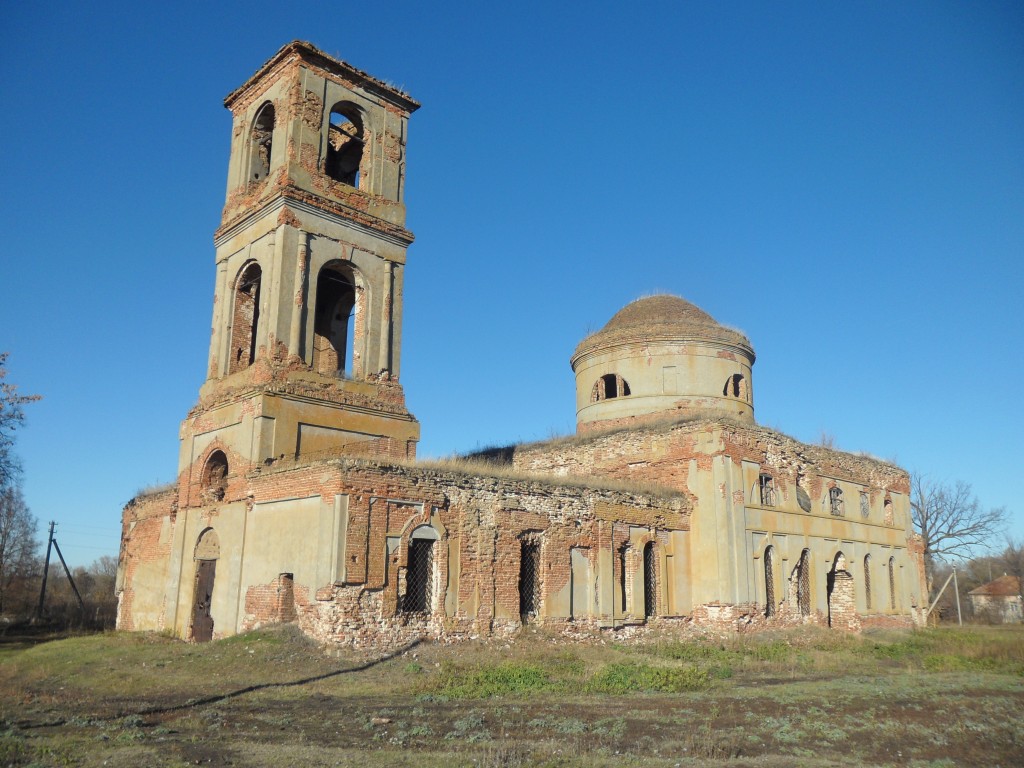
[2,1,1021,567]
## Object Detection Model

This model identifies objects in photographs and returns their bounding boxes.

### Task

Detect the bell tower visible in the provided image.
[178,42,420,497]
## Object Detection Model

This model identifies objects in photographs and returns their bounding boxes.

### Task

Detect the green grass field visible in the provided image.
[1,624,1022,767]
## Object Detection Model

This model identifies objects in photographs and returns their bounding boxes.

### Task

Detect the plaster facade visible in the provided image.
[117,42,925,648]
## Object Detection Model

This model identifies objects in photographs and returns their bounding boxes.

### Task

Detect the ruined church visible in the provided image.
[116,42,926,646]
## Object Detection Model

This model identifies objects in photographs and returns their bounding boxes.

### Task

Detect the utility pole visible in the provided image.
[953,566,963,626]
[35,521,55,619]
[52,537,85,610]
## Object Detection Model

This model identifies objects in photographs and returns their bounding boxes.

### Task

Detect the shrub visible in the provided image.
[586,662,709,694]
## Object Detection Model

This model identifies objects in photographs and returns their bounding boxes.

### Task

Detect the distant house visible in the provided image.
[968,575,1022,623]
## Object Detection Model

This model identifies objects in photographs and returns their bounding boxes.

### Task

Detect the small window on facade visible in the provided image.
[325,104,364,187]
[723,373,748,401]
[643,542,657,619]
[250,102,275,182]
[829,487,845,517]
[860,492,869,519]
[863,555,872,610]
[883,499,894,526]
[764,545,776,618]
[518,536,540,622]
[201,450,228,502]
[229,262,262,373]
[759,474,776,506]
[403,539,433,614]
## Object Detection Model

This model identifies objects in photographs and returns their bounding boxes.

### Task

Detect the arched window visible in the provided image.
[829,487,845,517]
[591,374,630,402]
[863,554,872,610]
[250,102,275,182]
[325,103,364,187]
[201,450,228,502]
[764,545,776,617]
[643,542,657,619]
[888,556,896,610]
[229,262,262,373]
[793,549,811,616]
[518,533,541,622]
[883,499,894,526]
[723,373,748,401]
[860,492,870,518]
[403,540,433,614]
[312,264,357,377]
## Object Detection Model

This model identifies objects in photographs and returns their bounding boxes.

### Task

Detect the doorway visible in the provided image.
[191,528,220,642]
[191,559,216,642]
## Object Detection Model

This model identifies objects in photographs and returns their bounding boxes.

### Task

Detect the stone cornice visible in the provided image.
[224,40,420,115]
[214,191,415,249]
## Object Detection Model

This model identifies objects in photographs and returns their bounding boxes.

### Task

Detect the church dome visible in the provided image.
[571,294,756,433]
[574,295,753,360]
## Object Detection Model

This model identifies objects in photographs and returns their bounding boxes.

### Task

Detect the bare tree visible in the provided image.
[911,476,1007,592]
[0,483,40,615]
[0,352,41,489]
[997,536,1024,597]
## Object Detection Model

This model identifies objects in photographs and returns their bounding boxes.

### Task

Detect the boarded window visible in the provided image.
[403,539,433,614]
[325,104,364,187]
[229,263,262,373]
[860,492,870,518]
[250,102,274,182]
[643,542,657,619]
[518,537,540,622]
[764,545,776,617]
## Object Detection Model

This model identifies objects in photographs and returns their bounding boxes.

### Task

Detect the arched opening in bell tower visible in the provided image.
[249,102,275,182]
[325,103,364,187]
[312,263,357,377]
[229,262,262,374]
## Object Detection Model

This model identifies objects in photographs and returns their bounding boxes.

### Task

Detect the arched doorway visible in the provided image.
[191,528,220,642]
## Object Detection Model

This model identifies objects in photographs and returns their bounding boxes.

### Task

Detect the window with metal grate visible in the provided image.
[403,539,433,614]
[519,540,540,621]
[643,542,657,619]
